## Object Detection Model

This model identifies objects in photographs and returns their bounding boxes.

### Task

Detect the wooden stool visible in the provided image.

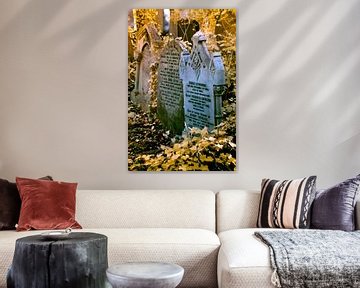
[7,232,108,288]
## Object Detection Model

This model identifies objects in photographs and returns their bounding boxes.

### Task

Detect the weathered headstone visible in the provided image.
[180,31,226,131]
[130,24,161,112]
[138,44,151,96]
[157,39,189,134]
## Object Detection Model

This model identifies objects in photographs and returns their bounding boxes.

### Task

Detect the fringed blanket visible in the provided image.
[255,230,360,288]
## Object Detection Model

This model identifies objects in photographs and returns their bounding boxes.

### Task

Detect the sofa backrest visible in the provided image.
[217,190,360,233]
[216,190,260,233]
[76,190,216,231]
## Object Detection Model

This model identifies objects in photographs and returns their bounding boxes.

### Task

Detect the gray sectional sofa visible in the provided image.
[0,189,359,288]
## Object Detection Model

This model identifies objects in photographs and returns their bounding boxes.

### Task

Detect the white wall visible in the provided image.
[0,0,359,191]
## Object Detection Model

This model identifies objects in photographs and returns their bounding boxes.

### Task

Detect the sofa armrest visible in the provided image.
[356,200,360,230]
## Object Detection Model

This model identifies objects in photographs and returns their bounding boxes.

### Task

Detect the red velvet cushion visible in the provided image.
[0,176,53,230]
[16,177,82,231]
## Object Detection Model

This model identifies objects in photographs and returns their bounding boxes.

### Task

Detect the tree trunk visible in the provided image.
[7,232,108,288]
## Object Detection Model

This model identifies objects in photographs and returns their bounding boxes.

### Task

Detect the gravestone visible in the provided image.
[130,24,161,112]
[157,39,189,134]
[138,44,151,97]
[180,31,226,131]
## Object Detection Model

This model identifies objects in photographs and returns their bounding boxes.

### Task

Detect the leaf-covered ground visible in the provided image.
[128,97,236,171]
[128,103,171,159]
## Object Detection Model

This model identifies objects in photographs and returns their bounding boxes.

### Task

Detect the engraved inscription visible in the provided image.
[184,81,213,128]
[158,49,183,115]
[182,31,225,131]
[157,41,185,135]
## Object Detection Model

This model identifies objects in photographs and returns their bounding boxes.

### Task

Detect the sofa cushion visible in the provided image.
[0,179,20,230]
[311,174,360,231]
[218,228,277,288]
[103,228,219,288]
[216,190,260,233]
[16,177,82,231]
[0,176,53,230]
[0,228,220,288]
[257,176,316,229]
[76,190,216,231]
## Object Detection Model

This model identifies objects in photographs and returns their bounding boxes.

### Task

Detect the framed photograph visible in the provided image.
[128,9,236,171]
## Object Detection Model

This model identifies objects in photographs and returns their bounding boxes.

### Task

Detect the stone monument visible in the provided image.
[180,31,226,131]
[157,39,189,134]
[130,24,161,112]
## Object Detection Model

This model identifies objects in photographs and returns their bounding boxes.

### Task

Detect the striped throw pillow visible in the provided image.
[257,176,317,229]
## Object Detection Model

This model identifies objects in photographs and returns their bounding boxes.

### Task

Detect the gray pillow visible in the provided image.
[311,174,360,231]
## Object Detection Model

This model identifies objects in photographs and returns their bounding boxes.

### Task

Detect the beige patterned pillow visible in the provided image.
[257,176,316,229]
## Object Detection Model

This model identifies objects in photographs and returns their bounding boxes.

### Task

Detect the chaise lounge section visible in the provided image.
[216,189,360,288]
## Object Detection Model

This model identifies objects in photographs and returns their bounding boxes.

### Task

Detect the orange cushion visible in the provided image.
[16,177,82,231]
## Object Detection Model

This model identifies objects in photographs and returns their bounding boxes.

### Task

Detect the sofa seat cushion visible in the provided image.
[101,228,220,288]
[0,228,219,288]
[218,228,281,288]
